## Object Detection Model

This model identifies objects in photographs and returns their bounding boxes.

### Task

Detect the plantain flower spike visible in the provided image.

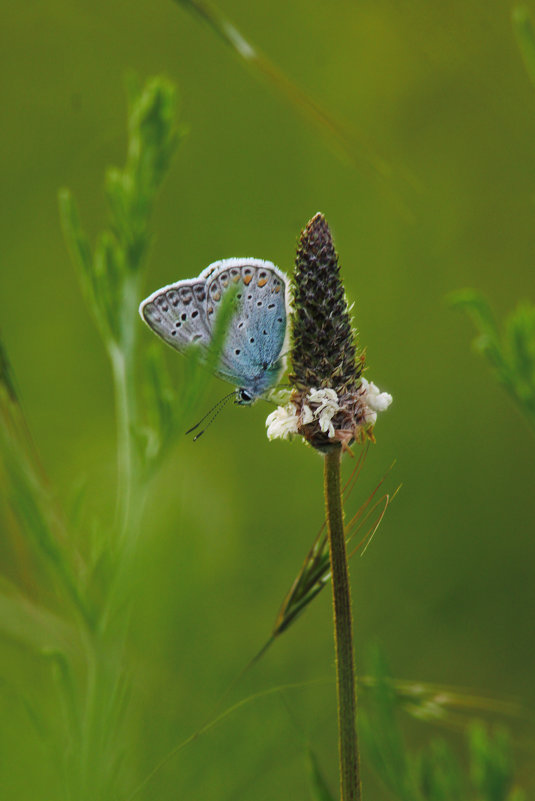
[266,213,392,451]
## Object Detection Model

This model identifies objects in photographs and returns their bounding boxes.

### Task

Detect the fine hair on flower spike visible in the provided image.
[266,212,392,452]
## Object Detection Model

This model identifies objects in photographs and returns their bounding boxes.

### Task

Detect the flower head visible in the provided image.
[267,213,392,451]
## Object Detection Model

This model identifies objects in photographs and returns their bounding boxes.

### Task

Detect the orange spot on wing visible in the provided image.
[257,278,268,287]
[274,285,281,293]
[243,274,252,285]
[233,274,240,282]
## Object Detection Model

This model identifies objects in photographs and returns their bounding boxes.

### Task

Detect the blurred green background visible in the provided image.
[1,1,535,798]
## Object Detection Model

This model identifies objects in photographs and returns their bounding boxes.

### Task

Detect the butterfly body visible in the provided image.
[139,258,289,403]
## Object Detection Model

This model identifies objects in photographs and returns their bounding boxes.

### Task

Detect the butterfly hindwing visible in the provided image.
[139,279,211,353]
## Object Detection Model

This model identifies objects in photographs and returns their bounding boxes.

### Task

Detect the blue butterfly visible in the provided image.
[139,258,289,405]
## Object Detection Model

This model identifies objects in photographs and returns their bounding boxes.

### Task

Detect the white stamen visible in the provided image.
[266,404,299,440]
[360,378,393,413]
[266,380,392,442]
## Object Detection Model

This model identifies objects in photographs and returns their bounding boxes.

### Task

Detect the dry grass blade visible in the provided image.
[173,0,419,220]
[359,675,529,734]
[273,455,397,638]
[0,337,91,625]
[172,0,404,183]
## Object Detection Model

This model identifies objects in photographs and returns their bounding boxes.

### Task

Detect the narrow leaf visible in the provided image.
[307,748,336,801]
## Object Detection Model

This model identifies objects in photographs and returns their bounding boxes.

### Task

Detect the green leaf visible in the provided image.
[178,281,241,428]
[58,189,100,326]
[307,748,336,801]
[449,290,535,431]
[0,578,75,655]
[0,335,19,403]
[360,648,416,801]
[470,724,515,801]
[1,430,93,627]
[513,6,535,87]
[416,739,461,801]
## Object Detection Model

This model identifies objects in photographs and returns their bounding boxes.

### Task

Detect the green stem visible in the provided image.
[110,343,136,546]
[324,446,361,801]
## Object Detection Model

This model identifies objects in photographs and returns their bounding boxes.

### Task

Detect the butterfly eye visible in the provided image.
[237,389,254,404]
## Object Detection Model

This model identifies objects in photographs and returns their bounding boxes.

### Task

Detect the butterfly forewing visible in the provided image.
[205,262,288,390]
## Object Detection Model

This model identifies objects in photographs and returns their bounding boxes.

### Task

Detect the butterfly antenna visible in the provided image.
[185,391,237,440]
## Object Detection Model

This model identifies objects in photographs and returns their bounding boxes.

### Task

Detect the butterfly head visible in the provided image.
[235,388,255,405]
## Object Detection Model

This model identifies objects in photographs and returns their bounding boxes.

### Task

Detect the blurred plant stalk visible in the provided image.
[56,74,182,798]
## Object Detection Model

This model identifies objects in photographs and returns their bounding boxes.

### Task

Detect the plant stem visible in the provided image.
[111,346,134,544]
[324,446,361,801]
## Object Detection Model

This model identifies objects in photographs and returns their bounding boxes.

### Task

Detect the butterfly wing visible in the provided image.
[139,279,212,352]
[204,259,288,394]
[139,259,289,397]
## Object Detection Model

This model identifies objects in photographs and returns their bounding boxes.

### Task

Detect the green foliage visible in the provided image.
[272,452,394,639]
[513,6,535,88]
[449,291,535,431]
[360,650,525,801]
[59,75,180,350]
[307,748,336,801]
[0,75,187,801]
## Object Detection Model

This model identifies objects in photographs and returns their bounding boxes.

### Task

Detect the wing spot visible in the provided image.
[238,322,244,329]
[191,310,199,318]
[171,330,177,336]
[257,300,263,307]
[192,334,202,342]
[277,317,283,322]
[208,306,214,315]
[257,278,268,287]
[250,337,255,343]
[247,294,253,300]
[235,349,241,355]
[243,274,253,286]
[263,329,267,335]
[181,313,187,321]
[268,303,275,309]
[175,321,181,328]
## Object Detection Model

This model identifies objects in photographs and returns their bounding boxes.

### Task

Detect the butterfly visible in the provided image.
[139,258,289,405]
